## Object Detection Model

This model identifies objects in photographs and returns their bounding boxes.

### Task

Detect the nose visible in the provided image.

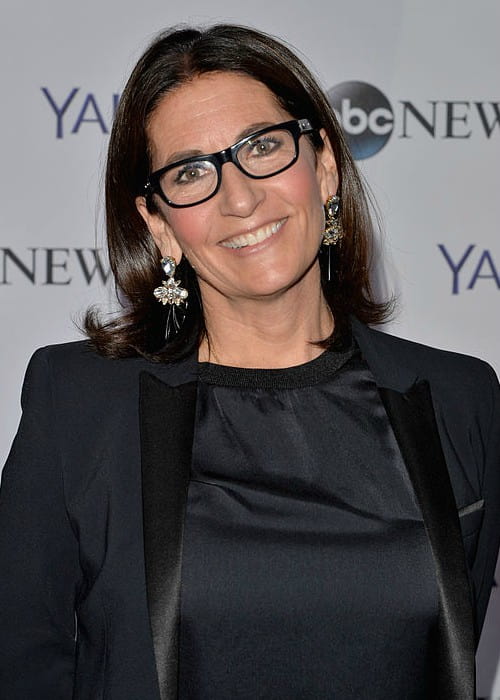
[217,162,264,218]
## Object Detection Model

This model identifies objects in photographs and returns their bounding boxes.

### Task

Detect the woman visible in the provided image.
[0,24,499,700]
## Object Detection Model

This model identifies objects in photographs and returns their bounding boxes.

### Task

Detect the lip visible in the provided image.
[219,218,287,251]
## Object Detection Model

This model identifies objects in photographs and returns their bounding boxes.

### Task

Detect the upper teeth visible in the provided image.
[220,219,286,249]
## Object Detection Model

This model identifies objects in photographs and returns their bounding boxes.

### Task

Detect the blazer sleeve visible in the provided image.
[470,361,500,638]
[0,348,80,699]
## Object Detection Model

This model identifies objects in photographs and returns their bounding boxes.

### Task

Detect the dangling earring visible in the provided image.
[322,195,343,282]
[323,195,343,246]
[153,256,188,340]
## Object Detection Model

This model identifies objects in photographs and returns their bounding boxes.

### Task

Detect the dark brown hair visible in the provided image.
[85,24,392,360]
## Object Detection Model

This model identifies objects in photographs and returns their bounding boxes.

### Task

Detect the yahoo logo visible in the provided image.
[438,244,499,294]
[41,88,121,139]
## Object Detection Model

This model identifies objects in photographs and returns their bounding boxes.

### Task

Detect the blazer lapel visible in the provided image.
[379,382,475,699]
[353,319,476,697]
[139,372,197,700]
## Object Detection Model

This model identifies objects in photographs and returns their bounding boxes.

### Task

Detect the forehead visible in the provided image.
[147,72,292,166]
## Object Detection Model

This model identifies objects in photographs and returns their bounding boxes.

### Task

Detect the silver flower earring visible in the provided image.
[154,256,188,306]
[153,256,188,340]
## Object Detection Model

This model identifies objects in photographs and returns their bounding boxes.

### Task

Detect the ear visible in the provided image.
[316,129,339,202]
[135,196,183,262]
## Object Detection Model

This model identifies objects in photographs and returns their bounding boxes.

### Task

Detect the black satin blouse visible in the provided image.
[178,346,438,699]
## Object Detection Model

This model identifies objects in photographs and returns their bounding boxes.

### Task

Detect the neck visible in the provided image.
[198,278,334,369]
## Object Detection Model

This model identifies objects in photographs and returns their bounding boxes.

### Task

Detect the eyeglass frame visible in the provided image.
[143,118,315,208]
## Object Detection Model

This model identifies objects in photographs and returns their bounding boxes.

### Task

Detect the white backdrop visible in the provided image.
[1,1,498,695]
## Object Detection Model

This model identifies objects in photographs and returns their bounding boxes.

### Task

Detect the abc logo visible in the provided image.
[327,81,394,159]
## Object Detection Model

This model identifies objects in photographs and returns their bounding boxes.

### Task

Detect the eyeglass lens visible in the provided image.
[159,127,298,206]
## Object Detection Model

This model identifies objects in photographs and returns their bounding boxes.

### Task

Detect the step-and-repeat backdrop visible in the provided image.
[1,1,498,695]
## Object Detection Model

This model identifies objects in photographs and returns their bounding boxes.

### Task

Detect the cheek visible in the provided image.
[287,160,327,245]
[284,158,325,211]
[165,209,207,253]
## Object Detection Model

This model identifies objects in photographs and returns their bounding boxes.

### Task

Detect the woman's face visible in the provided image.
[137,71,338,305]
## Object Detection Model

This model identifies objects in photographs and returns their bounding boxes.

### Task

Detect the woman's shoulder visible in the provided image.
[26,340,146,387]
[30,339,145,371]
[23,339,197,402]
[352,317,498,393]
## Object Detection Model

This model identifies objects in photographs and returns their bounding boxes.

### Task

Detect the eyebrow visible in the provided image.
[161,121,276,167]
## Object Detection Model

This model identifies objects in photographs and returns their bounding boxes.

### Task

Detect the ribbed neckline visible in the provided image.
[197,343,357,390]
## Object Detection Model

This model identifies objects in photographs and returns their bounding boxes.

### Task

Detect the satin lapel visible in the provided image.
[140,372,197,700]
[379,382,475,699]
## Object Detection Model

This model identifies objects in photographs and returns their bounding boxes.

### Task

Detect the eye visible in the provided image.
[245,135,282,158]
[172,161,212,185]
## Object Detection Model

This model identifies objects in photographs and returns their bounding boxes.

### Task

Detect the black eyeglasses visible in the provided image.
[144,118,315,208]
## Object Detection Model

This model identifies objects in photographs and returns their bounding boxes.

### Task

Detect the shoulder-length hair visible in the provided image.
[85,24,392,360]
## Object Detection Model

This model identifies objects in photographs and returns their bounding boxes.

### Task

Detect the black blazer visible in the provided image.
[1,318,499,700]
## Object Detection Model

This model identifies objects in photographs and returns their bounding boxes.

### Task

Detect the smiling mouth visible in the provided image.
[220,218,287,249]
